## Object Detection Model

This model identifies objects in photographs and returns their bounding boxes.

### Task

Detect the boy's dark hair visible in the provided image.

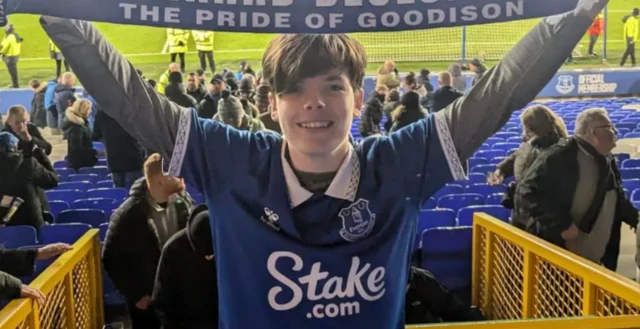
[169,71,183,84]
[29,79,41,88]
[404,72,417,86]
[262,34,367,95]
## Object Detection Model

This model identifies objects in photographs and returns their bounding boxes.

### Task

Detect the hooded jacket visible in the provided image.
[103,177,192,304]
[152,205,218,329]
[0,150,58,228]
[448,64,467,93]
[53,83,76,117]
[44,80,57,110]
[197,92,220,119]
[61,108,97,170]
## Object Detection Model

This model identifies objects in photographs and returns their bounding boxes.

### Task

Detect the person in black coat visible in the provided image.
[388,91,428,133]
[153,205,218,329]
[383,89,400,133]
[197,74,226,119]
[185,72,206,103]
[93,107,145,189]
[358,98,384,138]
[426,72,464,113]
[165,71,198,109]
[53,72,77,129]
[29,80,48,128]
[103,154,193,329]
[0,132,58,229]
[61,99,97,170]
[3,105,52,156]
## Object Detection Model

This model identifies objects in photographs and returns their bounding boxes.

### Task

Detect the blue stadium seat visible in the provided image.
[620,168,640,180]
[39,223,92,244]
[437,194,485,213]
[55,168,75,179]
[17,245,53,283]
[632,189,640,202]
[99,223,109,241]
[484,137,504,145]
[67,174,101,183]
[478,144,491,151]
[93,142,105,151]
[86,188,128,201]
[470,164,497,174]
[72,198,119,219]
[418,209,457,232]
[97,158,108,167]
[420,226,473,290]
[493,132,519,140]
[467,157,488,169]
[0,226,38,248]
[55,181,93,192]
[507,136,522,143]
[432,184,464,202]
[422,197,437,210]
[465,184,508,197]
[623,159,640,169]
[78,166,110,178]
[56,209,108,228]
[53,160,68,169]
[623,179,640,192]
[489,156,507,165]
[48,200,70,220]
[486,193,506,205]
[615,153,631,164]
[96,180,115,189]
[45,189,84,205]
[475,150,505,160]
[616,122,637,131]
[492,143,521,152]
[457,205,511,226]
[467,173,486,185]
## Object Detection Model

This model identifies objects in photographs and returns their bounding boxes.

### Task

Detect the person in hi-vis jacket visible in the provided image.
[41,0,610,327]
[192,30,215,73]
[166,28,189,73]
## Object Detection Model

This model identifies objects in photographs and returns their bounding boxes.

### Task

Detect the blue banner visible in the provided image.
[0,0,580,33]
[538,69,640,98]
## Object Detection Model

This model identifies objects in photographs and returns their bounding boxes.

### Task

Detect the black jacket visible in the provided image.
[53,84,76,117]
[102,178,192,304]
[515,137,638,247]
[186,85,206,103]
[31,88,48,128]
[2,123,52,156]
[259,112,282,134]
[471,65,487,87]
[0,247,37,277]
[0,150,58,228]
[153,205,217,329]
[197,93,221,119]
[165,83,198,109]
[0,271,23,301]
[427,86,464,113]
[389,108,428,133]
[383,100,399,132]
[61,109,97,170]
[497,136,559,183]
[93,109,145,173]
[405,267,486,324]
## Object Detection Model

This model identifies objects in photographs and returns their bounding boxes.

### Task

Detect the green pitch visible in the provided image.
[0,0,635,87]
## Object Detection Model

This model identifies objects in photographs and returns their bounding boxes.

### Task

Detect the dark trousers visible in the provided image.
[620,39,636,66]
[198,50,215,73]
[55,59,70,78]
[127,304,160,329]
[588,34,599,55]
[170,52,185,72]
[3,56,19,87]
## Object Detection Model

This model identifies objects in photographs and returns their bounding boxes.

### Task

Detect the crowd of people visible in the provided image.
[1,1,640,328]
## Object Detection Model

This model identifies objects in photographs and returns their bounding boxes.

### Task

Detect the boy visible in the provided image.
[40,0,607,327]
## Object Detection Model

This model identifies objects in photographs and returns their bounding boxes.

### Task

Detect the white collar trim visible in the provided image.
[281,140,361,208]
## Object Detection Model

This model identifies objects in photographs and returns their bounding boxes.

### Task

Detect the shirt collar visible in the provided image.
[281,140,361,208]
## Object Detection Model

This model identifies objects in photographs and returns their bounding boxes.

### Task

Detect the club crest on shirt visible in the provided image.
[339,199,376,242]
[261,207,280,231]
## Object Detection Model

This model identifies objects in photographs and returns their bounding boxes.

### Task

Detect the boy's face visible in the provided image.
[270,70,363,157]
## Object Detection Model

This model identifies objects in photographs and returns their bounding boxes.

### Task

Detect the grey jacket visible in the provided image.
[0,271,22,300]
[40,0,607,178]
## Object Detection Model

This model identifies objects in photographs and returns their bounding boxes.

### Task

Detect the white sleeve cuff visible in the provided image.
[434,111,467,181]
[166,107,193,177]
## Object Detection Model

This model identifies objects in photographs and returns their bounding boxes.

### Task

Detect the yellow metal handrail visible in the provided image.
[0,230,105,329]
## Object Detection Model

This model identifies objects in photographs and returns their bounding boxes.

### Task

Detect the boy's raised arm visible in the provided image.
[439,0,608,161]
[40,17,184,162]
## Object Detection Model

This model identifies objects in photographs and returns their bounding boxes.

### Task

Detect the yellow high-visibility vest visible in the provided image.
[167,28,189,54]
[192,30,214,52]
[0,34,21,57]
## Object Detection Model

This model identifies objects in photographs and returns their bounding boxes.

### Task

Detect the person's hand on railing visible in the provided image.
[135,295,153,310]
[561,224,579,241]
[20,284,45,306]
[36,243,73,260]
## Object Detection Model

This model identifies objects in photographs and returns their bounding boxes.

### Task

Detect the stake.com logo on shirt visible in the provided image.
[267,251,386,319]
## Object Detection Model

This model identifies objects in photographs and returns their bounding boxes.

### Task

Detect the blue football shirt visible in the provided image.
[167,108,465,329]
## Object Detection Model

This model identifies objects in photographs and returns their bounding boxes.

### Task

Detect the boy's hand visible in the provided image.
[145,153,186,203]
[21,285,46,306]
[37,243,73,260]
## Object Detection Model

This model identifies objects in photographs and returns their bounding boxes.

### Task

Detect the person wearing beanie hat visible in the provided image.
[226,77,239,94]
[152,204,218,329]
[0,131,58,229]
[389,91,428,133]
[214,90,263,132]
[196,74,226,119]
[239,75,256,101]
[254,84,270,114]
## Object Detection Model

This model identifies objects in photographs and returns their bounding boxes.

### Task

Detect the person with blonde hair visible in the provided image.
[61,98,97,170]
[376,59,400,90]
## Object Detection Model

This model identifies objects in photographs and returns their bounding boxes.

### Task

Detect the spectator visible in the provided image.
[156,62,180,95]
[54,72,77,130]
[185,72,206,103]
[152,205,218,329]
[0,132,58,228]
[238,60,255,79]
[469,58,487,87]
[239,75,257,104]
[44,77,60,134]
[49,39,69,78]
[192,30,215,73]
[389,91,428,133]
[515,109,638,268]
[226,76,239,95]
[166,28,189,73]
[195,69,207,87]
[93,107,145,189]
[588,13,605,57]
[359,98,384,138]
[417,69,435,92]
[62,99,97,170]
[257,85,281,134]
[0,271,45,305]
[0,24,23,88]
[620,8,639,67]
[368,85,388,104]
[103,153,192,329]
[241,98,261,120]
[213,90,264,132]
[405,267,486,324]
[376,59,400,90]
[197,74,226,119]
[448,64,467,92]
[28,80,48,128]
[3,105,52,156]
[165,72,198,109]
[426,72,464,113]
[254,83,271,114]
[383,89,400,132]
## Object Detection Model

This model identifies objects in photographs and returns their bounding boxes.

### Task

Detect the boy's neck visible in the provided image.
[287,140,350,174]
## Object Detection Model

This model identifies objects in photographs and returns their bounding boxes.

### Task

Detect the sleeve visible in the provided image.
[30,158,59,190]
[92,110,103,141]
[496,152,517,178]
[0,248,37,277]
[0,271,23,300]
[40,17,184,162]
[437,0,609,161]
[29,125,52,155]
[618,197,639,229]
